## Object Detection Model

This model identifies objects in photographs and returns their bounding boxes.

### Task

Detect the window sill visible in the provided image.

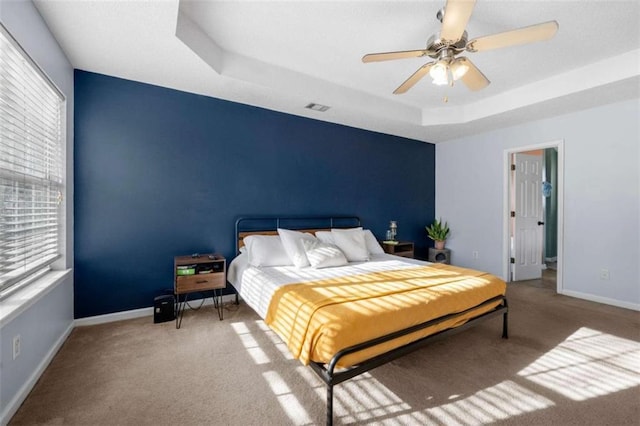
[0,269,72,328]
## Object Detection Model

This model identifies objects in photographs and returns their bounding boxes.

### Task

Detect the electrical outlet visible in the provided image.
[472,251,479,260]
[600,269,610,280]
[13,334,21,360]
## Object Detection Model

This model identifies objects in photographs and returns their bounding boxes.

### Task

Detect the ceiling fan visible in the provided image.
[362,0,559,94]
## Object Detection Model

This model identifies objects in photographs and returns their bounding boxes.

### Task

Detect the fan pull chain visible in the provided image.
[443,71,454,103]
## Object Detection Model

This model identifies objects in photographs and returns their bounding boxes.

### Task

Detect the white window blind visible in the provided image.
[0,24,64,294]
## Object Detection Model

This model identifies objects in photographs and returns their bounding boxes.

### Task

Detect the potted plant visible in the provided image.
[426,218,450,250]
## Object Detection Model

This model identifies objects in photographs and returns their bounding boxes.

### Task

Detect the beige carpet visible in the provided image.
[10,282,640,425]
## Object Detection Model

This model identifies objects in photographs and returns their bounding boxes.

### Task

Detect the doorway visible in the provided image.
[503,140,564,292]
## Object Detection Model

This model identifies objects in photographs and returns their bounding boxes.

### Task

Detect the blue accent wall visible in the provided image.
[74,70,435,318]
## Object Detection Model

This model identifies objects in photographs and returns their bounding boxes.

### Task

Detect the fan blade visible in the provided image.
[440,0,476,43]
[393,63,434,94]
[362,49,429,63]
[468,21,559,52]
[458,58,490,91]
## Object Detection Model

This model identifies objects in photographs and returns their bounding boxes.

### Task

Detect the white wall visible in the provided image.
[436,98,640,309]
[0,0,74,423]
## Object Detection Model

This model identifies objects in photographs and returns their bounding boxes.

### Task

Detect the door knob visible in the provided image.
[537,221,545,226]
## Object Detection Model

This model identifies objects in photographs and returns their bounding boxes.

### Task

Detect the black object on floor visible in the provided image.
[153,294,175,323]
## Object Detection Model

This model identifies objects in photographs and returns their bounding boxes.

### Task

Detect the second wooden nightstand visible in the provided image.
[174,253,226,328]
[381,241,414,258]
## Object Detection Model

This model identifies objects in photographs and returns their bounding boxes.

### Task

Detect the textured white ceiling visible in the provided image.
[34,0,640,143]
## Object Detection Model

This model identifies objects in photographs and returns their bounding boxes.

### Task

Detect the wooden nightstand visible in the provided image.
[381,241,414,258]
[174,253,226,328]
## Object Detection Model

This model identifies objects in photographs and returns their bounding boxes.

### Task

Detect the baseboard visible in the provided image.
[1,321,74,426]
[74,294,238,327]
[74,306,153,327]
[560,289,640,311]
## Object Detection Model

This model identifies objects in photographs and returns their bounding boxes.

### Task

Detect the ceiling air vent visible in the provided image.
[305,103,330,112]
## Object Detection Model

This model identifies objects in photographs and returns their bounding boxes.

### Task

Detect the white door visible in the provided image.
[512,153,544,281]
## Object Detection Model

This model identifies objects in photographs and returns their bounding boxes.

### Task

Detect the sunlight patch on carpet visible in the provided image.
[518,327,640,401]
[295,365,324,389]
[332,379,552,424]
[231,321,270,364]
[263,370,313,425]
[396,380,555,426]
[295,365,411,423]
[388,380,551,425]
[242,315,561,424]
[256,320,294,360]
[334,373,411,423]
[295,363,553,425]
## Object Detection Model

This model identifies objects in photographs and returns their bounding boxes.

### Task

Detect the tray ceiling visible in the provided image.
[34,0,640,143]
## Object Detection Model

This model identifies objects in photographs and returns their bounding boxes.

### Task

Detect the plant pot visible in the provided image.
[434,240,446,250]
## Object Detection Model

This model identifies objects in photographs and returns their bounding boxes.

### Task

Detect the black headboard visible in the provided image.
[235,215,361,254]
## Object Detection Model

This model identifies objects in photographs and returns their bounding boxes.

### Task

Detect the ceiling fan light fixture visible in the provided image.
[429,60,449,85]
[431,74,450,86]
[450,59,469,80]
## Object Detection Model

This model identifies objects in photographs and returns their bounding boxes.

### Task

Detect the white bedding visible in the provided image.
[227,253,429,320]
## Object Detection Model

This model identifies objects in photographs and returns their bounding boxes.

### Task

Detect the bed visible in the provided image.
[228,216,508,425]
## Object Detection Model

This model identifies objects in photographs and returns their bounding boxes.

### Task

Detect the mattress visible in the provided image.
[228,254,506,367]
[228,253,426,319]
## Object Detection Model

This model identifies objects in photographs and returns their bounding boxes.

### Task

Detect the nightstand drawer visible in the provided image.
[392,250,414,258]
[175,273,225,294]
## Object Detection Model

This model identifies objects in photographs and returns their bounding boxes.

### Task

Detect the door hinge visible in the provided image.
[510,211,516,218]
[510,257,515,264]
[511,164,516,171]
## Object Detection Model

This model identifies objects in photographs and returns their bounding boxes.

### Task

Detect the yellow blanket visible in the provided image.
[265,263,506,367]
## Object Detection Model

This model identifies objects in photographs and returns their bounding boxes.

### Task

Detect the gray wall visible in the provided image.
[0,0,74,423]
[436,98,640,309]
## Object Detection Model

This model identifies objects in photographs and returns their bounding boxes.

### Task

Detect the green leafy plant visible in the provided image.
[426,218,450,242]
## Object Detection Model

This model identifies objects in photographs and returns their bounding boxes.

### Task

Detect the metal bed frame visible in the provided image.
[234,216,508,426]
[234,215,362,254]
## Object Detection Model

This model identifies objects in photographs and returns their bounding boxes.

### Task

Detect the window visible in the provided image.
[0,23,65,296]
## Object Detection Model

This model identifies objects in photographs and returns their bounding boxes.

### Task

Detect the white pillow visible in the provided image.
[320,228,384,256]
[331,228,369,262]
[363,229,385,255]
[302,239,348,269]
[243,235,292,267]
[277,228,316,268]
[315,231,335,245]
